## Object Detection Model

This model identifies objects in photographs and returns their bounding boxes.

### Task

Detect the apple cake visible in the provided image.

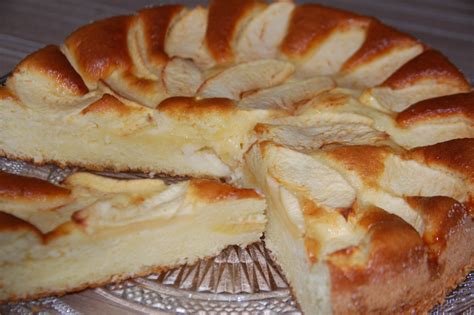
[0,0,472,313]
[0,171,266,302]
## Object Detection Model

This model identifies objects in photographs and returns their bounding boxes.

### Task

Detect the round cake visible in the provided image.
[0,0,472,314]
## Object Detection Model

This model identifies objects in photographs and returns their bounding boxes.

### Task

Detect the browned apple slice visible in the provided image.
[279,3,369,77]
[205,0,265,64]
[6,45,91,113]
[62,16,169,107]
[130,5,186,77]
[406,138,474,192]
[235,1,295,61]
[360,50,471,112]
[385,92,474,148]
[165,7,215,69]
[337,19,424,88]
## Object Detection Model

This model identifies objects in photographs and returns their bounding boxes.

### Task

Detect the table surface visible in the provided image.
[0,0,473,82]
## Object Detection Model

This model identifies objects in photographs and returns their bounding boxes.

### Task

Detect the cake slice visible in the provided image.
[243,141,473,314]
[0,171,266,303]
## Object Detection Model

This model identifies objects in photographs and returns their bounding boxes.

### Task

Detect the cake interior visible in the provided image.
[0,174,266,302]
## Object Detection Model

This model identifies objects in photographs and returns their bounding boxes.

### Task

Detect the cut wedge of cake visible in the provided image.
[243,141,473,314]
[0,171,266,303]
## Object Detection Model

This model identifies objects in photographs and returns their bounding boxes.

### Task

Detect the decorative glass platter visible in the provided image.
[0,75,472,314]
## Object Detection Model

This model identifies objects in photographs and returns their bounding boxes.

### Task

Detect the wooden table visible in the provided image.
[0,0,473,82]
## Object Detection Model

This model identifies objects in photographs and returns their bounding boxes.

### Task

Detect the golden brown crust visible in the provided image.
[328,207,424,272]
[324,145,390,188]
[105,71,161,98]
[11,45,89,95]
[356,207,425,269]
[137,5,185,65]
[406,196,469,259]
[396,92,474,127]
[80,94,132,116]
[64,16,133,81]
[190,179,262,202]
[329,206,425,270]
[418,221,474,311]
[382,49,471,90]
[157,96,236,116]
[342,19,420,71]
[402,201,473,314]
[0,87,16,100]
[0,171,70,201]
[280,4,368,58]
[329,207,473,314]
[328,206,428,314]
[407,138,474,183]
[206,0,264,63]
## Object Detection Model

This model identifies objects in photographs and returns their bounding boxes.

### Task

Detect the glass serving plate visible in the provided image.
[0,75,472,314]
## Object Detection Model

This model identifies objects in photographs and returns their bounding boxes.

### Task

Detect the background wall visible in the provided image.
[0,0,473,82]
